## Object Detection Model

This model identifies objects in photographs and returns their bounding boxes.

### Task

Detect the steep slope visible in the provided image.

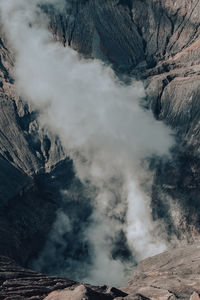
[0,0,200,293]
[0,29,76,265]
[47,0,200,241]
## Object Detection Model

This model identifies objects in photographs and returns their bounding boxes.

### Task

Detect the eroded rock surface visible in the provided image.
[1,243,200,300]
[43,0,200,242]
[0,256,127,300]
[0,23,78,266]
[123,242,200,300]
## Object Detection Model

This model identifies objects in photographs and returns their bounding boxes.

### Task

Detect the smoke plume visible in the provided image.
[0,0,174,285]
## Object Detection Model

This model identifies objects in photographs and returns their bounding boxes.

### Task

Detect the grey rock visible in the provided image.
[45,0,200,242]
[1,243,199,300]
[1,0,200,297]
[123,242,200,300]
[0,256,127,300]
[48,0,200,149]
[47,0,145,71]
[0,26,75,267]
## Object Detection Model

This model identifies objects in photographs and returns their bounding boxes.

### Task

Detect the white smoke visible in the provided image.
[0,0,174,285]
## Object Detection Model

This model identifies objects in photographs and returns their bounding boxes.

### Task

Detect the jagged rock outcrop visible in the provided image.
[0,256,127,300]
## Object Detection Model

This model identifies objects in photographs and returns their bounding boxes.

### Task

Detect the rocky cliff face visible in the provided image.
[0,29,76,265]
[0,0,200,298]
[46,0,200,241]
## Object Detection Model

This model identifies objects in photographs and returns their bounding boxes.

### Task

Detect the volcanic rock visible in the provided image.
[123,242,200,300]
[1,243,200,299]
[0,256,127,300]
[0,0,200,298]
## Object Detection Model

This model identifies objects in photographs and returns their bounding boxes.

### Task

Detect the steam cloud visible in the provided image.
[0,0,174,286]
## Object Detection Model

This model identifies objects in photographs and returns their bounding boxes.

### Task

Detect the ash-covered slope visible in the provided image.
[38,0,200,243]
[0,0,200,296]
[50,0,200,155]
[0,29,75,265]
